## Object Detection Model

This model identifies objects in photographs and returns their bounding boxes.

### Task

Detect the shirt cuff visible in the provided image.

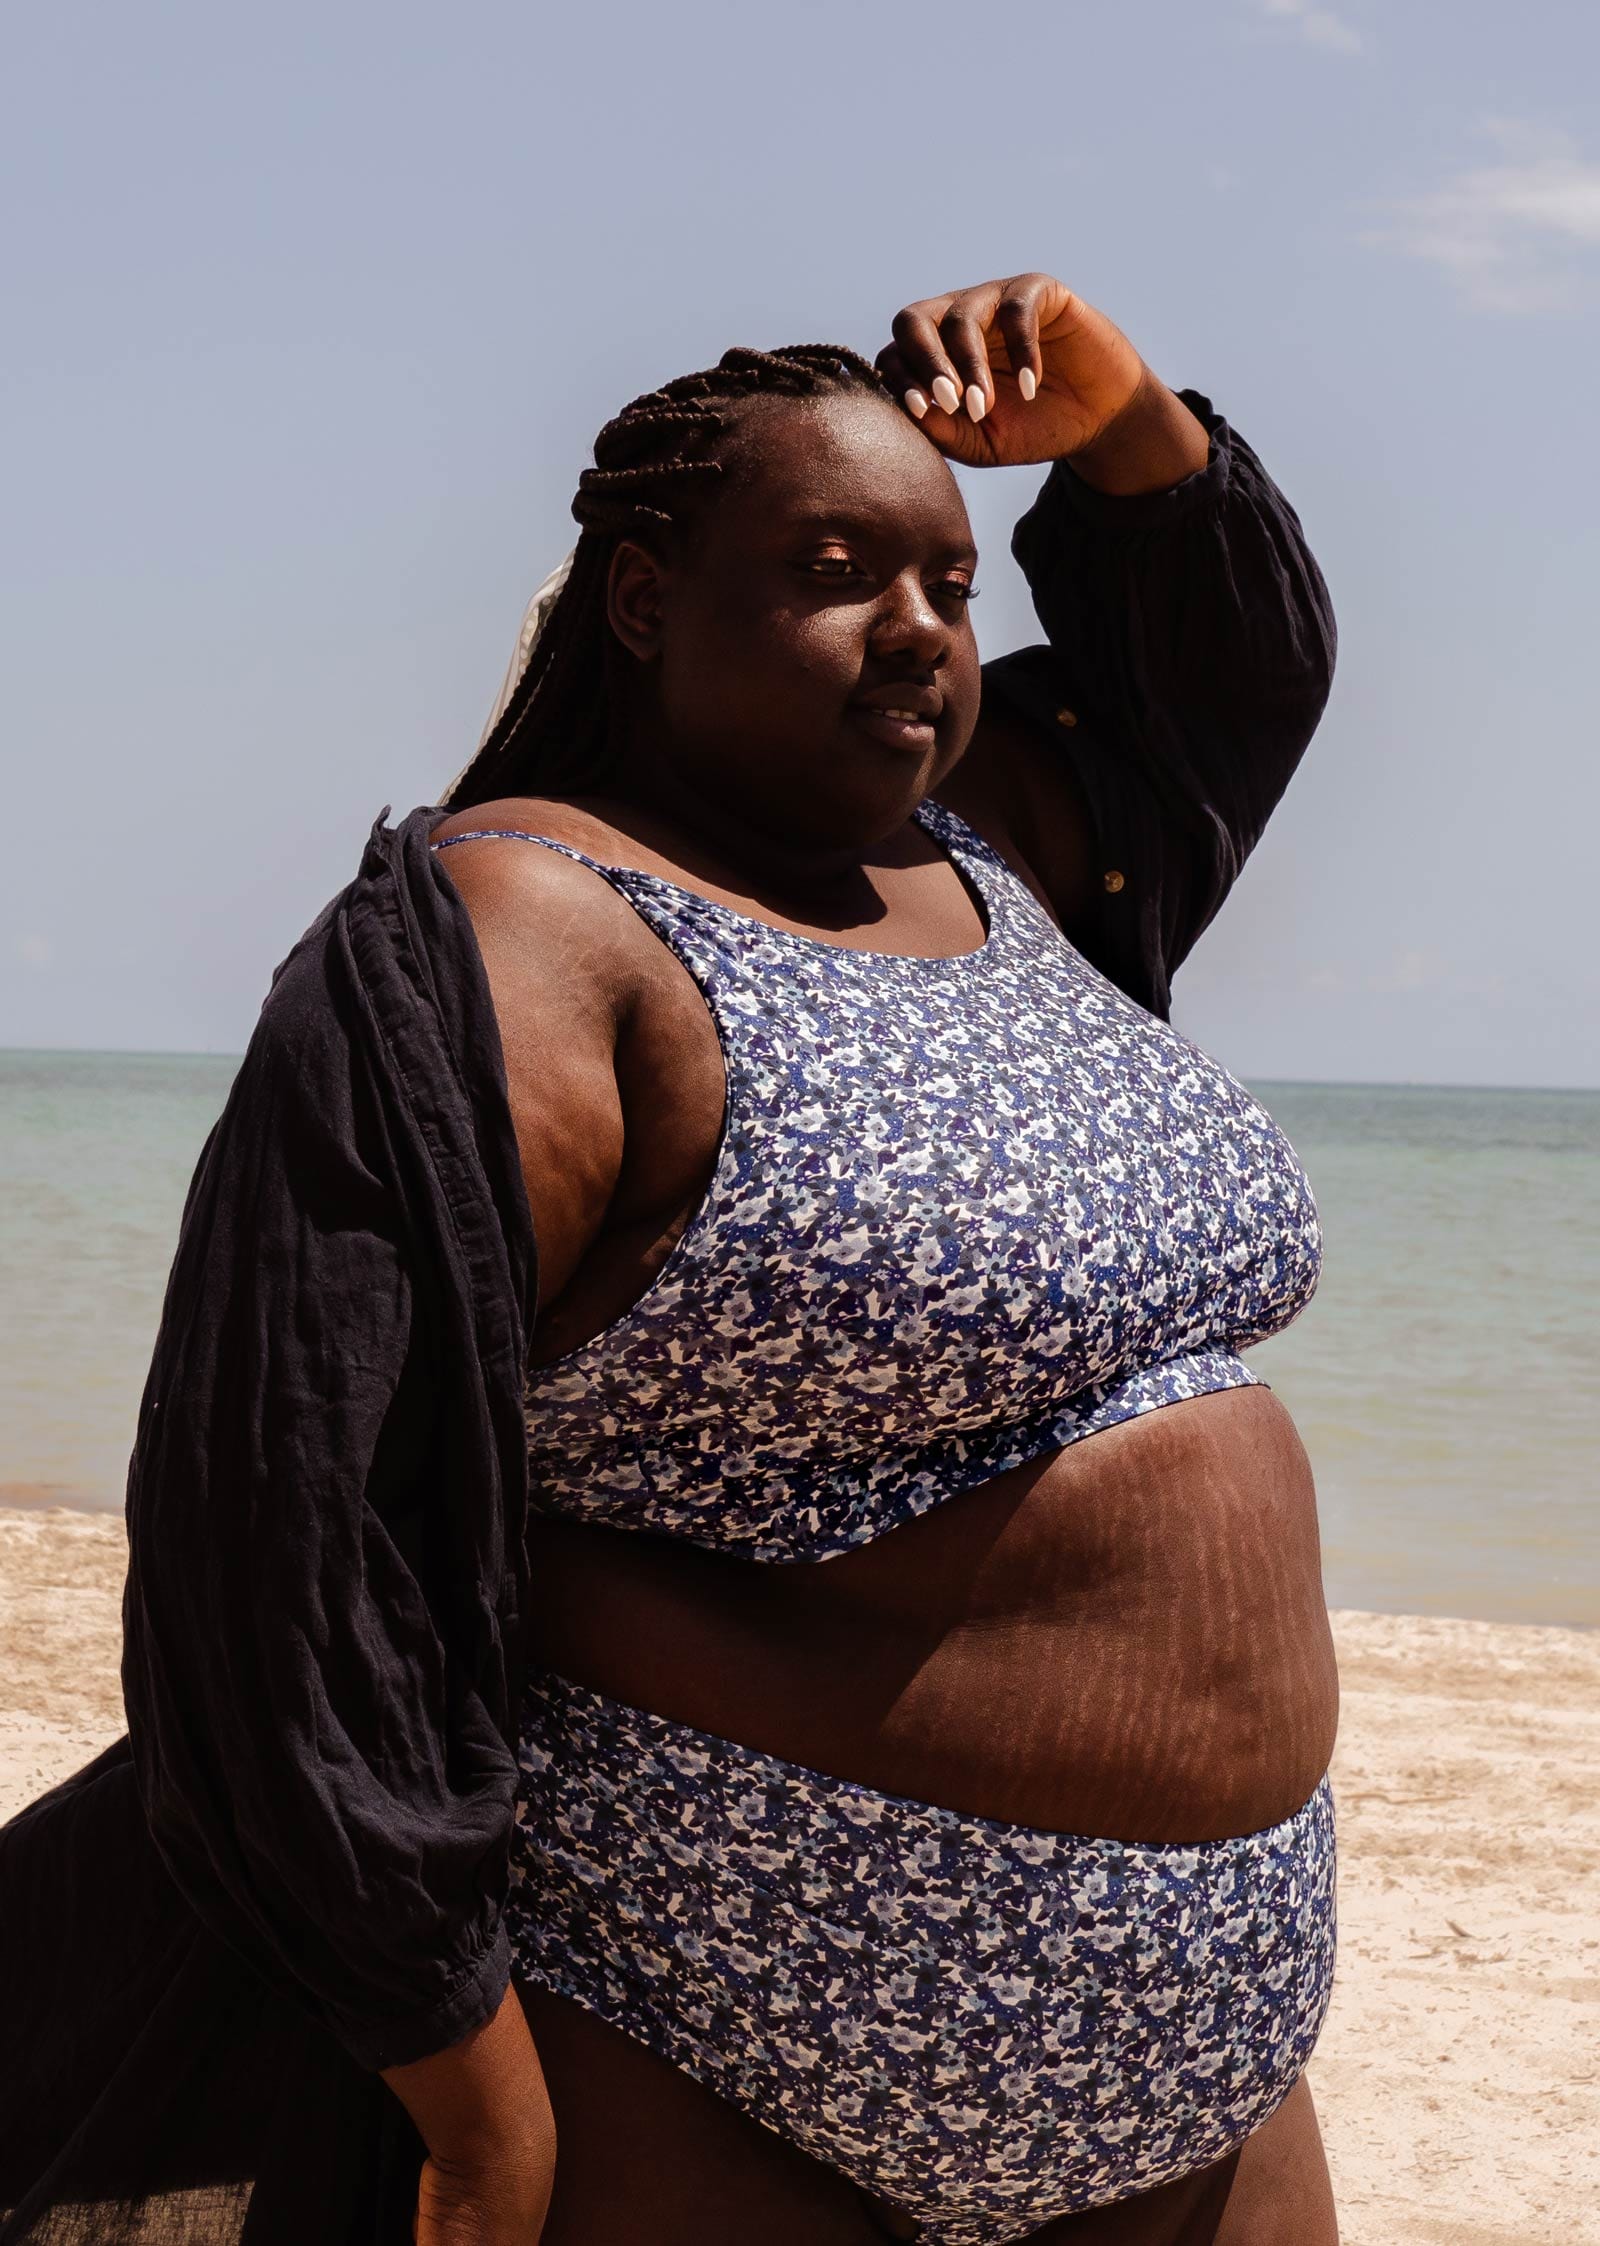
[331,1919,513,2073]
[1039,389,1233,533]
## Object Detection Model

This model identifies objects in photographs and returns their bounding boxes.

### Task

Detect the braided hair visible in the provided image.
[446,343,893,809]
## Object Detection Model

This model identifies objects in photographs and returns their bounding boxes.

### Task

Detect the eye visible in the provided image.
[933,576,980,605]
[805,554,863,579]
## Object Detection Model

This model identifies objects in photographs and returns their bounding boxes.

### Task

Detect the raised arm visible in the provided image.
[878,274,1337,1017]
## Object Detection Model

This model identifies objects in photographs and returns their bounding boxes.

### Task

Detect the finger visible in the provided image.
[891,302,965,419]
[994,278,1048,403]
[938,284,1007,423]
[876,336,975,463]
[875,343,933,424]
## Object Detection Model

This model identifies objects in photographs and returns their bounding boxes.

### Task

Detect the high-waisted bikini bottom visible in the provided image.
[505,1668,1337,2246]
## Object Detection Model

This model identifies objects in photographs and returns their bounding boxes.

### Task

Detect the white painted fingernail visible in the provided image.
[904,388,930,421]
[931,374,961,416]
[1018,366,1038,402]
[965,384,987,423]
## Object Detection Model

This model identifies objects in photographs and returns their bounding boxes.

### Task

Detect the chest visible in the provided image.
[530,857,1321,1430]
[561,795,1074,1329]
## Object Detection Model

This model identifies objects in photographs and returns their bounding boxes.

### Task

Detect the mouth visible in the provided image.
[848,689,942,755]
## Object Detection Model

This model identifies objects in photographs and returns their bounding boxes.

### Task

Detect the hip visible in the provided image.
[507,1665,1337,2237]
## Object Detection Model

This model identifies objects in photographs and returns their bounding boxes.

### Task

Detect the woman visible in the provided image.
[0,273,1338,2245]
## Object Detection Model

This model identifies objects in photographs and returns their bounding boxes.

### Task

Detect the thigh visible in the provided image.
[1211,2075,1337,2246]
[522,1976,1335,2246]
[519,1980,896,2245]
[1022,2076,1334,2246]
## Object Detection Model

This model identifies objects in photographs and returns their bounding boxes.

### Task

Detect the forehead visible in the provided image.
[712,390,974,550]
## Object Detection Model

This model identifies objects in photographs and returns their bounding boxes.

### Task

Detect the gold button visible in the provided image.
[1103,869,1126,893]
[1055,706,1077,727]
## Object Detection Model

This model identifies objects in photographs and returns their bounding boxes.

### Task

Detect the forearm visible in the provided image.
[1064,366,1212,497]
[382,1978,555,2168]
[381,1981,557,2241]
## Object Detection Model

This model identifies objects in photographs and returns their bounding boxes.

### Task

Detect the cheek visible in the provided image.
[772,605,872,693]
[665,589,863,725]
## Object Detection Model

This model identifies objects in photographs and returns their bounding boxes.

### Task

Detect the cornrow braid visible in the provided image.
[446,343,892,808]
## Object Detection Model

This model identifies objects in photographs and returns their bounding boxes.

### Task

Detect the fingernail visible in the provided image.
[1017,366,1038,402]
[904,388,930,421]
[965,384,987,423]
[931,374,961,416]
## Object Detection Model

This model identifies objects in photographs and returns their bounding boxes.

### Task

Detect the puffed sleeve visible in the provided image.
[121,841,532,2073]
[983,389,1337,1018]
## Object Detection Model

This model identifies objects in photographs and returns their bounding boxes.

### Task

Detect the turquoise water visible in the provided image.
[1244,1080,1598,1629]
[1,1053,1595,1626]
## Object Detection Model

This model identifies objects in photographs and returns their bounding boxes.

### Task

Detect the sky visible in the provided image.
[4,0,1598,1088]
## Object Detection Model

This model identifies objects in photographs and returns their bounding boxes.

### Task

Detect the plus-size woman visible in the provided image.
[0,274,1338,2246]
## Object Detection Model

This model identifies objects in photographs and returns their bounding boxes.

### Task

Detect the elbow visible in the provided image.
[1255,563,1338,751]
[1291,541,1339,722]
[1299,620,1338,748]
[1287,618,1337,745]
[1306,575,1338,717]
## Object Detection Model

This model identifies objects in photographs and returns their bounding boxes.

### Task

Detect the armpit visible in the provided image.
[937,693,1100,942]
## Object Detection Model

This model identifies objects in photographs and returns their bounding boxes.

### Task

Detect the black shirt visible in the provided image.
[0,392,1334,2244]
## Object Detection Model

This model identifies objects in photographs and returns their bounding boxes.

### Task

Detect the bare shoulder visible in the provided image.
[428,794,639,858]
[429,796,641,1288]
[430,795,631,910]
[427,793,654,1125]
[429,795,654,993]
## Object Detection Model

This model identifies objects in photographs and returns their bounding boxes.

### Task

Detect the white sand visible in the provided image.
[1312,1608,1600,2244]
[2,1506,1596,2243]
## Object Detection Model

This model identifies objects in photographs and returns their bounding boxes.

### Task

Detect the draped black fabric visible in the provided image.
[1,815,537,2242]
[0,395,1334,2244]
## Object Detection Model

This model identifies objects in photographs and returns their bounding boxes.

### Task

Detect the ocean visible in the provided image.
[2,1051,1595,1628]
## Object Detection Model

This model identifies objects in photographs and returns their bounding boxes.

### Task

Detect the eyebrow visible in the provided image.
[778,507,978,562]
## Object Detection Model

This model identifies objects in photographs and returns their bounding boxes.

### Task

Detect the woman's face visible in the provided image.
[608,390,983,850]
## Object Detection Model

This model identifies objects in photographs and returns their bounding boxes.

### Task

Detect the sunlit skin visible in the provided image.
[390,278,1341,2246]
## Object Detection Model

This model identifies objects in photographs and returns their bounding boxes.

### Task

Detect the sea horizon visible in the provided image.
[3,1050,1596,1631]
[6,1040,1599,1098]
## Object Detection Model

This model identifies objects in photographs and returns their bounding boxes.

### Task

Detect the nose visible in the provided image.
[868,569,953,670]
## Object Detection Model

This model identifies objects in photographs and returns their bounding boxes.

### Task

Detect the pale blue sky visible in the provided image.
[4,0,1598,1086]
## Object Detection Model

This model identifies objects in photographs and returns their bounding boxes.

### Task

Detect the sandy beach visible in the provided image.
[2,1505,1596,2244]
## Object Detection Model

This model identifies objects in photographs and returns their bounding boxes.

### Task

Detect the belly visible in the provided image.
[521,1382,1339,1844]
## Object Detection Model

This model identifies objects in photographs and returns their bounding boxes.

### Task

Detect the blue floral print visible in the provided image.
[508,1670,1337,2244]
[438,796,1323,1563]
[434,798,1335,2228]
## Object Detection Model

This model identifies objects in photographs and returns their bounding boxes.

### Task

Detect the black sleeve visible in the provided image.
[982,389,1337,1019]
[121,879,526,2074]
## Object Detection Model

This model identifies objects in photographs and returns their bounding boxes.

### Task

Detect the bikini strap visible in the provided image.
[429,827,615,876]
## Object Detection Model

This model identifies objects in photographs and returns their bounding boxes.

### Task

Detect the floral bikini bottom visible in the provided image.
[505,1668,1337,2245]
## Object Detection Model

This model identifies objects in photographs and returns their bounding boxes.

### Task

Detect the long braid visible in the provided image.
[446,344,892,808]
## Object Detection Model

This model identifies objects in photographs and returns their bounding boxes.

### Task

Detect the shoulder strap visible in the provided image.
[429,827,613,876]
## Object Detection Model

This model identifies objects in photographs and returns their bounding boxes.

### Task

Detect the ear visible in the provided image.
[606,539,669,662]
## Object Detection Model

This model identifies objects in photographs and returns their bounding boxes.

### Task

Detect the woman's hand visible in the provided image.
[382,1982,557,2244]
[876,273,1211,493]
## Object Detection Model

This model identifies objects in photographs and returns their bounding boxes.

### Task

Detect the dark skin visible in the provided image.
[386,277,1341,2245]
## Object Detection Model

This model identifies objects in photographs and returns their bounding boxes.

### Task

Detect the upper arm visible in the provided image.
[1007,404,1336,894]
[966,403,1336,1015]
[430,823,629,1308]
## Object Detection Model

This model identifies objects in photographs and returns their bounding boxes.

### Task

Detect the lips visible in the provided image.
[852,684,943,721]
[849,684,942,753]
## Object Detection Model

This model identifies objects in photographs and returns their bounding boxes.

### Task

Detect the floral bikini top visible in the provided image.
[433,798,1322,1564]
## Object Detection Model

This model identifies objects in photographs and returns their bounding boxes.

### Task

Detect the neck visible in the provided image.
[591,737,923,909]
